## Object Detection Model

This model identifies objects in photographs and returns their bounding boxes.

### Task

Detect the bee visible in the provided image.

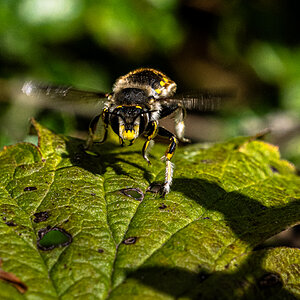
[22,68,222,196]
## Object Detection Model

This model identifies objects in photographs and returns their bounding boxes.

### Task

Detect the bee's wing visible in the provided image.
[21,81,109,116]
[160,90,234,111]
[22,81,108,102]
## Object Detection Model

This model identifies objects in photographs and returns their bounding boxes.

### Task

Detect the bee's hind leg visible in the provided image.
[147,126,178,197]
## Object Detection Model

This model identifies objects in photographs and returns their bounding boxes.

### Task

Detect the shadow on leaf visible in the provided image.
[126,250,296,300]
[115,178,300,299]
[63,137,153,183]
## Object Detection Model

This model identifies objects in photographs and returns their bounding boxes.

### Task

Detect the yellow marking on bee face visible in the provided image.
[162,77,169,82]
[124,131,135,140]
[120,123,140,141]
[116,105,122,109]
[155,89,162,94]
[160,81,166,86]
[136,105,142,109]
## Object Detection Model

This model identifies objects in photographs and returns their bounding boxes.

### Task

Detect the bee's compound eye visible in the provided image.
[110,115,120,136]
[138,113,149,134]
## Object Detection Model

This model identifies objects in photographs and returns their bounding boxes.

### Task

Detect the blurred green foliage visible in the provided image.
[0,0,299,167]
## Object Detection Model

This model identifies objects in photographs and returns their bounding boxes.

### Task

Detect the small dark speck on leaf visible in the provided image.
[159,203,167,210]
[270,166,279,173]
[24,186,37,192]
[33,211,49,223]
[97,248,104,253]
[2,217,6,221]
[42,158,46,162]
[37,227,72,251]
[119,188,144,201]
[5,221,17,226]
[91,193,96,196]
[203,217,210,219]
[260,205,267,210]
[123,237,137,245]
[258,273,282,288]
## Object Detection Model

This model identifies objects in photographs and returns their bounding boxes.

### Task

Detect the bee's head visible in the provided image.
[110,105,149,145]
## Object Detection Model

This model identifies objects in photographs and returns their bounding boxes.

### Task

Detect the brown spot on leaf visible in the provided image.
[5,221,17,226]
[159,203,167,210]
[270,166,279,173]
[123,237,137,245]
[97,248,104,253]
[24,186,37,192]
[33,211,49,223]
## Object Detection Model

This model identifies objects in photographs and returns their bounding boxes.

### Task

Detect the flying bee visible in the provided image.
[22,68,224,196]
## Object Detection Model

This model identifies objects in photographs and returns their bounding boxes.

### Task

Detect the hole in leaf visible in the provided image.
[33,211,49,223]
[37,227,72,251]
[24,186,37,192]
[123,237,137,245]
[119,188,144,201]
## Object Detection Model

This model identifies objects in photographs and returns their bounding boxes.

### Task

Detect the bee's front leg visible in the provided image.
[147,127,178,197]
[142,120,158,165]
[85,108,109,150]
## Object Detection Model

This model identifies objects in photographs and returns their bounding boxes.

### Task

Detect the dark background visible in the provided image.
[0,0,300,169]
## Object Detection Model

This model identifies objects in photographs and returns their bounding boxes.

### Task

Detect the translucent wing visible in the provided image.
[22,81,108,102]
[21,81,109,116]
[160,90,234,111]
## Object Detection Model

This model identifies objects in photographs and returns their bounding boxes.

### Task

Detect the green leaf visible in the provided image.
[0,120,299,299]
